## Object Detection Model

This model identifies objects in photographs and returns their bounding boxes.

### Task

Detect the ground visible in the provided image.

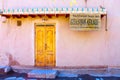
[1,71,120,80]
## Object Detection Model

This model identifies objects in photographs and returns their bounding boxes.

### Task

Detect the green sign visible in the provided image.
[70,13,101,31]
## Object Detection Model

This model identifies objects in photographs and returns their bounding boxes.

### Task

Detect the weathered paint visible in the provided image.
[0,0,120,67]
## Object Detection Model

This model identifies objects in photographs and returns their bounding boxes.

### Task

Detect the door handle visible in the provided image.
[45,43,47,50]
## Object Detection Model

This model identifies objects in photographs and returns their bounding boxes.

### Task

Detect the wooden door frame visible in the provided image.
[34,23,56,67]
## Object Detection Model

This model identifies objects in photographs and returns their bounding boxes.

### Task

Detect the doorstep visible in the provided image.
[27,69,58,79]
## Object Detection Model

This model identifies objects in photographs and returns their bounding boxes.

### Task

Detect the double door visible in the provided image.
[35,24,56,67]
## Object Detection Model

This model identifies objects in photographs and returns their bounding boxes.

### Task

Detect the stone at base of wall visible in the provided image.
[27,69,58,79]
[11,65,120,77]
[0,66,12,74]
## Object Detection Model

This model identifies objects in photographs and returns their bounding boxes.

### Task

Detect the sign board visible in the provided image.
[70,13,101,31]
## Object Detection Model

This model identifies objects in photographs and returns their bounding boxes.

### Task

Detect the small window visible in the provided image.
[17,20,22,26]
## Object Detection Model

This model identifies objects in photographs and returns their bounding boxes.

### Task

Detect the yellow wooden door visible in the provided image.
[45,25,56,67]
[35,24,55,67]
[35,26,45,67]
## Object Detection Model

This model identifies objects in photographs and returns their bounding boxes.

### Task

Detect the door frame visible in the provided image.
[34,23,56,67]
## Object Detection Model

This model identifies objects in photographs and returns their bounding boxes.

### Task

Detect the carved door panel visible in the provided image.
[35,24,55,67]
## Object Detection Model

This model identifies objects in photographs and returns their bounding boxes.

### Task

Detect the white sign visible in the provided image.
[70,13,101,31]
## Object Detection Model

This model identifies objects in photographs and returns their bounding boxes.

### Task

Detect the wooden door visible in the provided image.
[45,25,56,67]
[35,24,55,67]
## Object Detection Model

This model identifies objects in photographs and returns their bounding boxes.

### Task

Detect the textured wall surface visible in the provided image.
[0,0,120,67]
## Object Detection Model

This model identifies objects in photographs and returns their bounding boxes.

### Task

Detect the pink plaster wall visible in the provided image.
[0,17,35,66]
[0,0,120,67]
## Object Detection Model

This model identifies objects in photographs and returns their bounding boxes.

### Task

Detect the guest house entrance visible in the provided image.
[35,23,56,67]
